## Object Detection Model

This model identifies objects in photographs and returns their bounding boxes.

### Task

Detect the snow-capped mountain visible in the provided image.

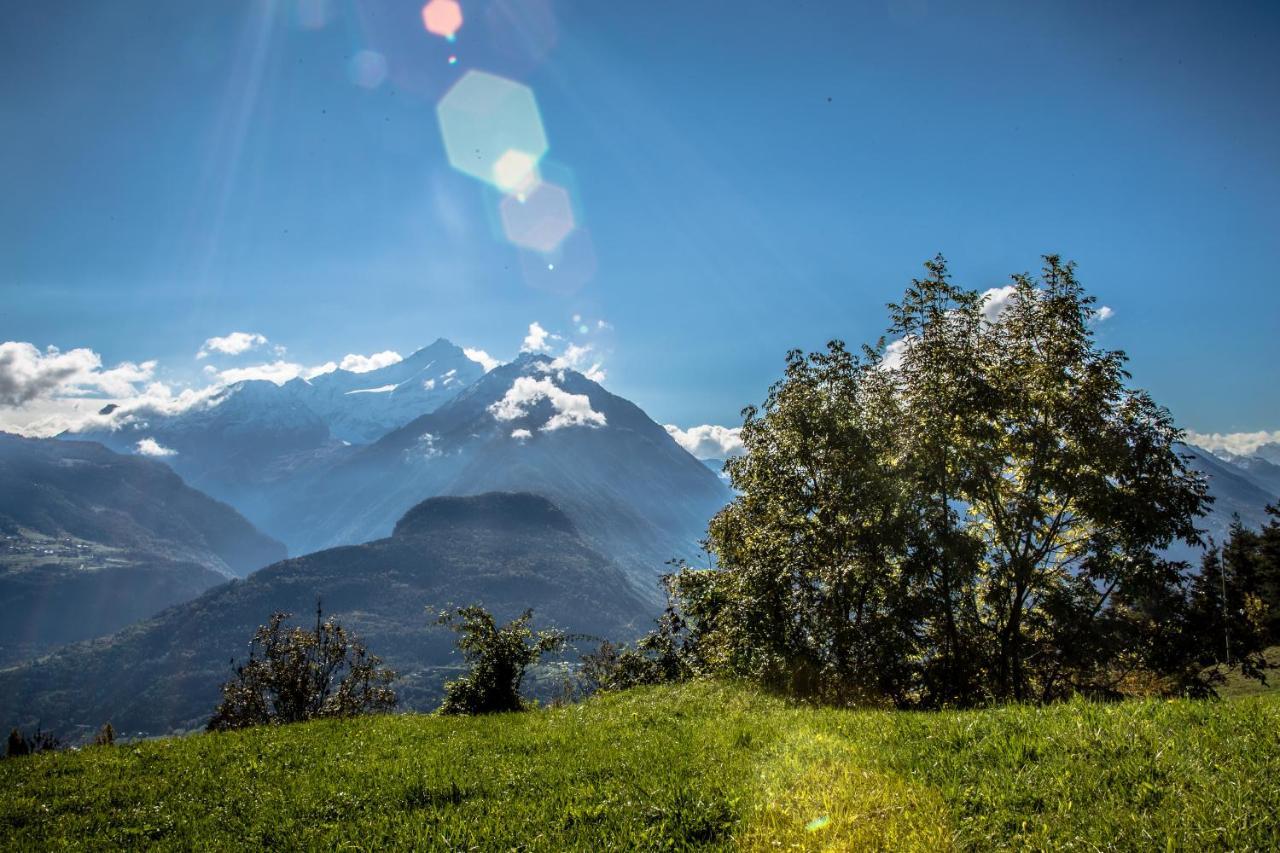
[259,353,732,600]
[67,340,486,533]
[1173,444,1280,562]
[1206,449,1280,498]
[282,338,485,444]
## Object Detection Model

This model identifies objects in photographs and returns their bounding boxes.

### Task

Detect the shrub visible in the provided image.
[207,604,397,731]
[4,726,61,758]
[435,606,564,715]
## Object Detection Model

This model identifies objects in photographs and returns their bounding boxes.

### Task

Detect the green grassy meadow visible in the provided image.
[3,681,1278,851]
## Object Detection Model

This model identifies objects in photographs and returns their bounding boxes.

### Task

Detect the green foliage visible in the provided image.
[679,255,1212,706]
[207,605,397,731]
[435,606,564,715]
[1,683,1278,849]
[578,582,697,693]
[1187,506,1280,681]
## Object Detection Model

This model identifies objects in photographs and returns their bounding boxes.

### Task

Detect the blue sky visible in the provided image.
[2,0,1277,443]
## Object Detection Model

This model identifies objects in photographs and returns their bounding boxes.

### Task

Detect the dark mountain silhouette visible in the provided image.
[0,493,650,740]
[0,433,284,664]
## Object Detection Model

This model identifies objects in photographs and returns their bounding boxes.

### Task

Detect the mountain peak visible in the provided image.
[392,492,576,539]
[404,338,463,362]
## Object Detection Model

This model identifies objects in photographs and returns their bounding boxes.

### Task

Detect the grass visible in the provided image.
[1206,646,1280,699]
[2,682,1279,850]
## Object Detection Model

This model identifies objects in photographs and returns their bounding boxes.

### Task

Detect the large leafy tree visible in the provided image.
[681,255,1210,705]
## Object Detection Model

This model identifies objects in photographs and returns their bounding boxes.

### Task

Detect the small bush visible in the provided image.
[208,604,396,731]
[4,726,61,758]
[435,605,564,715]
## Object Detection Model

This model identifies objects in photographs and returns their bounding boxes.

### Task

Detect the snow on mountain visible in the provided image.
[1205,448,1280,498]
[1173,445,1280,563]
[258,353,732,601]
[64,340,485,541]
[282,339,485,444]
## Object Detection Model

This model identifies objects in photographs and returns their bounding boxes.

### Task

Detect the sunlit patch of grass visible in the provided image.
[1206,646,1280,699]
[739,723,954,851]
[2,682,1278,850]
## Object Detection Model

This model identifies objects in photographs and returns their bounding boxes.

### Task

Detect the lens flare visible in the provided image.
[805,816,831,832]
[348,50,388,89]
[500,181,575,253]
[421,0,463,40]
[519,228,596,295]
[492,149,541,197]
[436,70,548,190]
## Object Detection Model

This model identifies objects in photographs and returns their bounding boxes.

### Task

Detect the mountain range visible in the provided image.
[0,433,284,664]
[74,340,485,530]
[256,353,731,597]
[0,493,649,740]
[73,344,731,602]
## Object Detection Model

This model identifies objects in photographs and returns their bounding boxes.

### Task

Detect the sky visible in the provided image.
[2,0,1278,452]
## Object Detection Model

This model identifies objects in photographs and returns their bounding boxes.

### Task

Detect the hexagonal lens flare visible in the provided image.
[492,149,540,197]
[436,71,548,190]
[500,182,575,253]
[422,0,463,40]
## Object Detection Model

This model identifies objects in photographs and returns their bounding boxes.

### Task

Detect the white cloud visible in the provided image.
[464,347,500,372]
[24,381,226,438]
[308,361,338,378]
[412,432,442,460]
[214,361,310,385]
[664,424,745,459]
[545,342,607,384]
[135,437,177,457]
[980,285,1018,323]
[552,343,602,378]
[0,342,157,407]
[488,376,606,431]
[1095,305,1115,322]
[511,428,532,440]
[196,332,267,359]
[1187,430,1280,458]
[338,351,402,373]
[879,336,913,371]
[520,322,557,353]
[597,319,613,331]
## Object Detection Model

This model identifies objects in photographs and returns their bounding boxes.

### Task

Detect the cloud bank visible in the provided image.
[1186,430,1280,458]
[339,351,402,373]
[664,424,745,459]
[0,342,156,407]
[489,376,606,431]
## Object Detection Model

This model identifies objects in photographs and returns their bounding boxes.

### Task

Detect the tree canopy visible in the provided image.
[671,255,1214,706]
